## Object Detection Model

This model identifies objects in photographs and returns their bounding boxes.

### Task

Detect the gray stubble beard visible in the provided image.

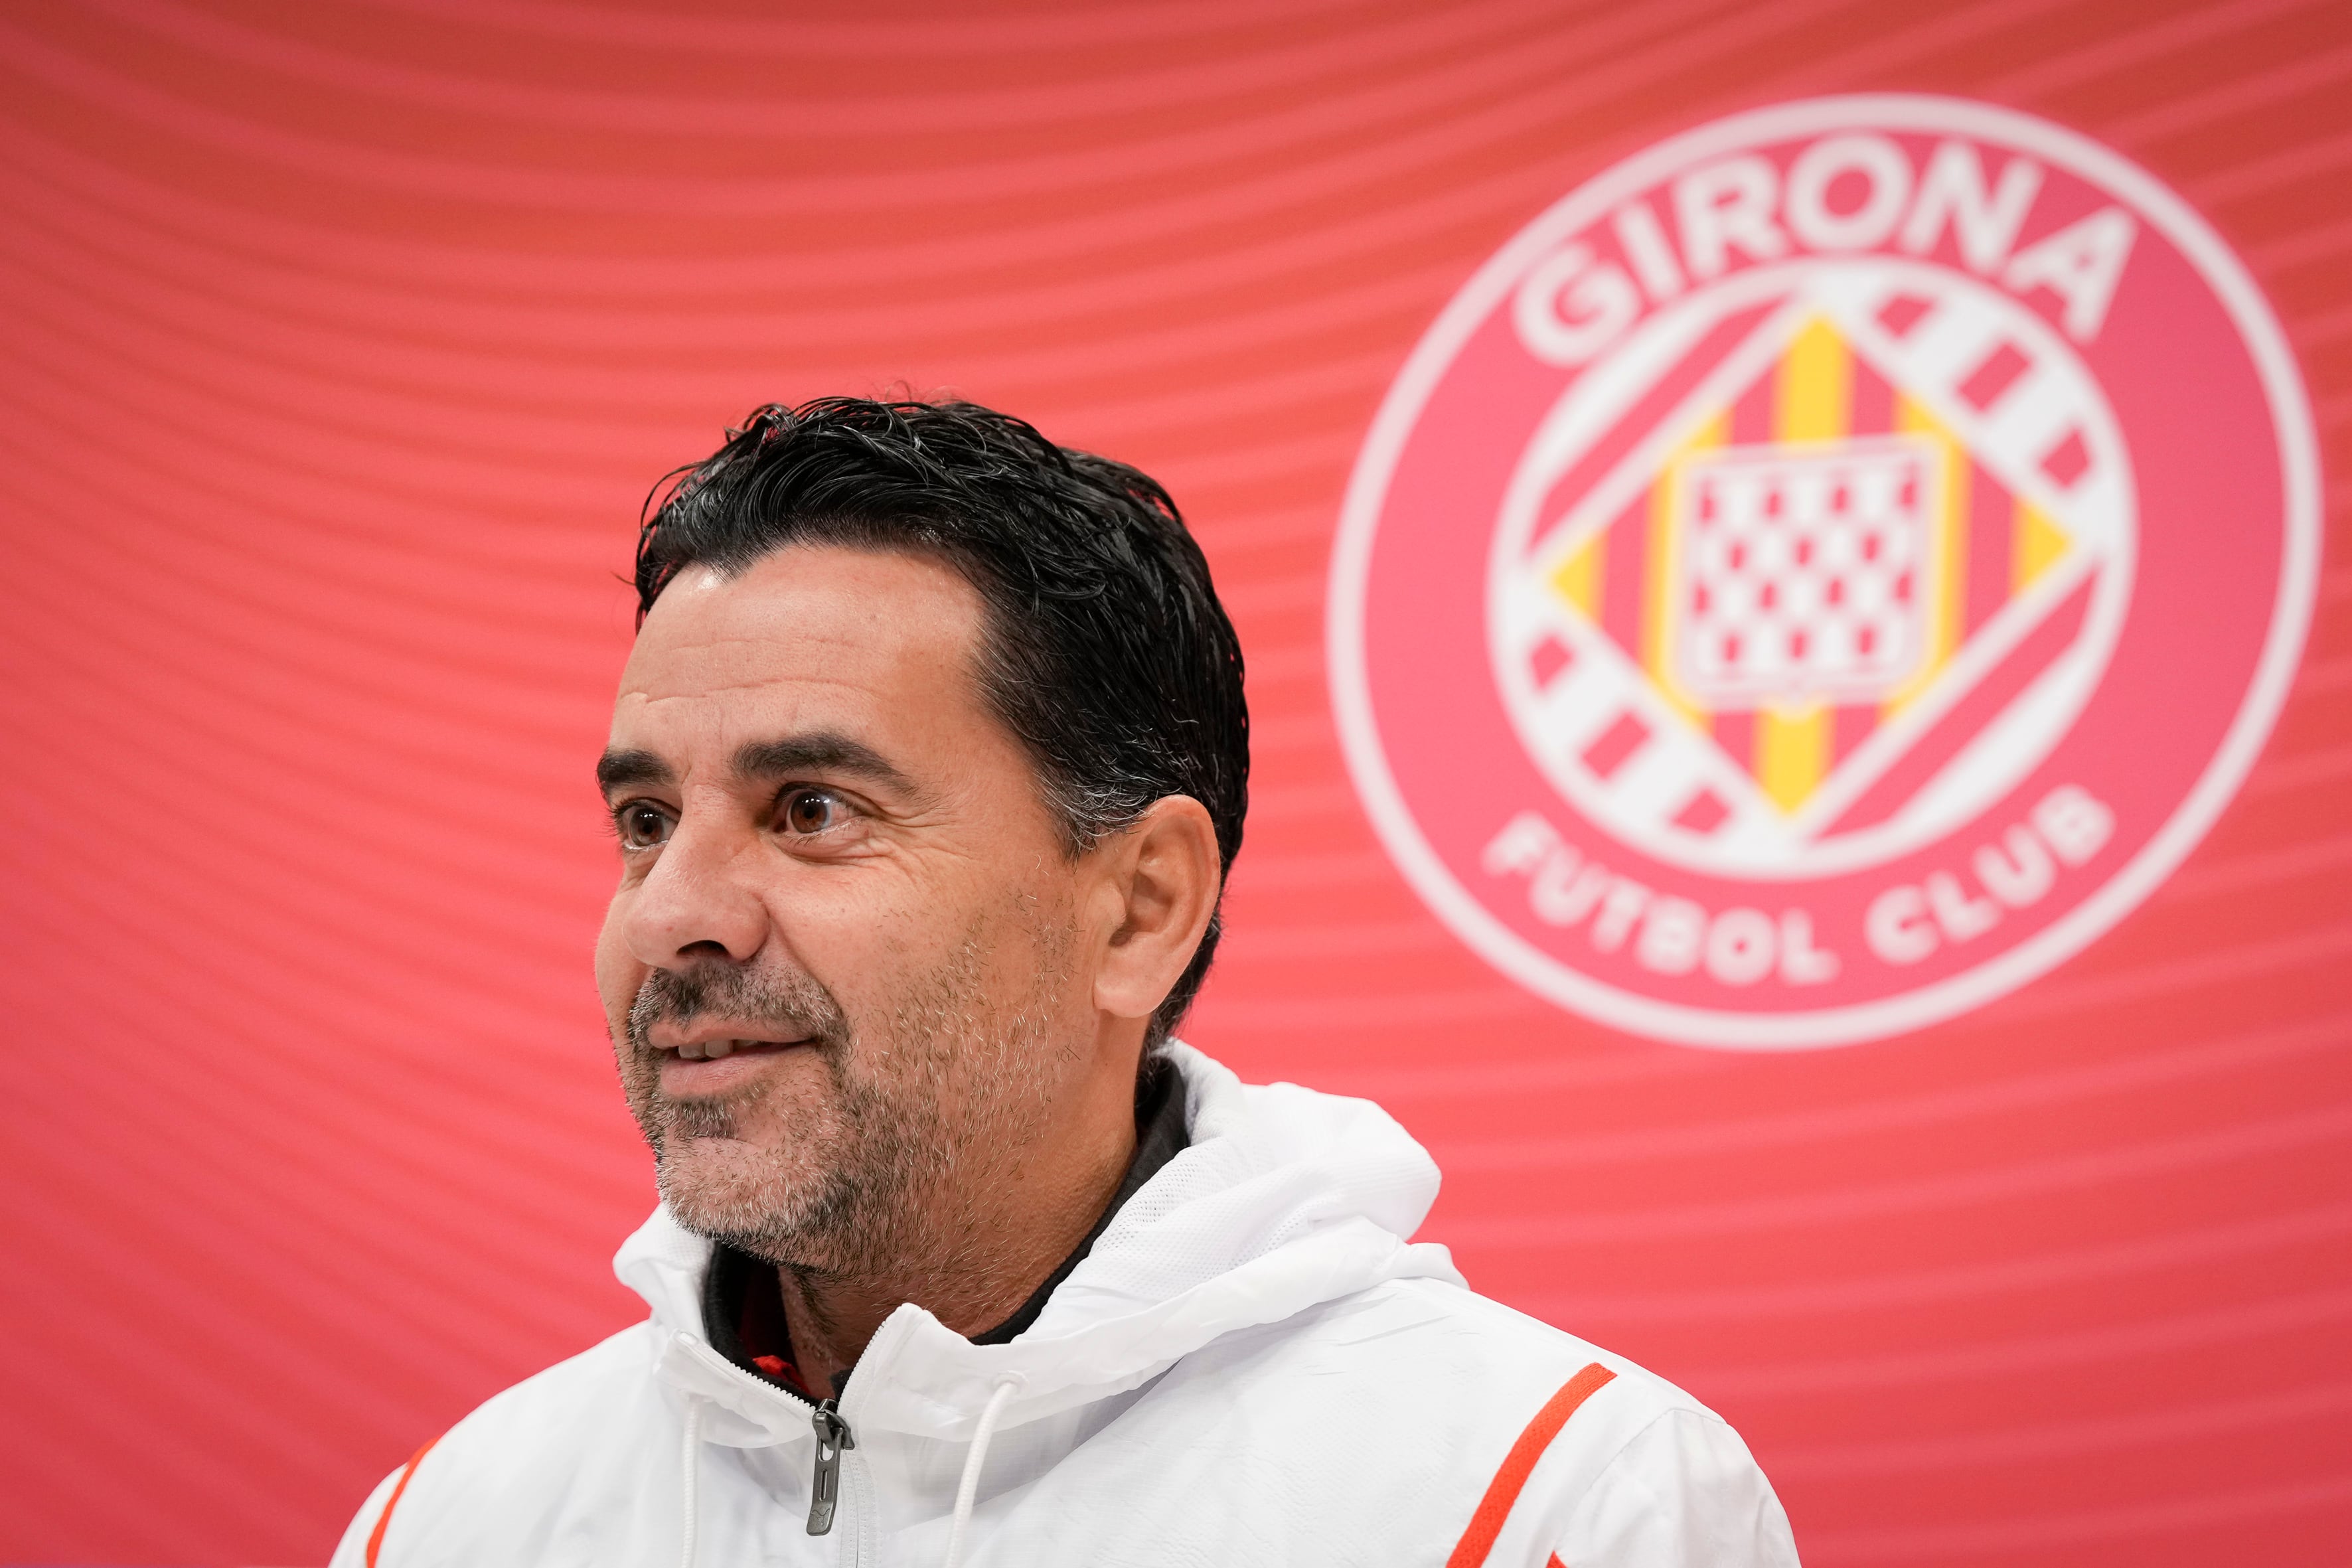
[613,914,1081,1292]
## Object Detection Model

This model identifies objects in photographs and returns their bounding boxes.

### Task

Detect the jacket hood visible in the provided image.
[613,1043,1464,1446]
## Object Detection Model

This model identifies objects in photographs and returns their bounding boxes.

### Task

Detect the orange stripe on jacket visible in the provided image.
[1445,1362,1617,1568]
[364,1435,441,1568]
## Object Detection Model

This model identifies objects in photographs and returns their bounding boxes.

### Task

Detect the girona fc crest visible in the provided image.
[1329,96,2319,1048]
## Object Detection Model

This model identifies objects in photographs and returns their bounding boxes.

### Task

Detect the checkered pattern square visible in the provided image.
[1671,435,1936,709]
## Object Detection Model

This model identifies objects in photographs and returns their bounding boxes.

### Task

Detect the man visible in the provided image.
[335,399,1799,1567]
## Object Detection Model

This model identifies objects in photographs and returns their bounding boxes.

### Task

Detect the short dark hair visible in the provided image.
[634,398,1248,1050]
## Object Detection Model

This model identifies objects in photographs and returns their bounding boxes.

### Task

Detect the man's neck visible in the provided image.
[773,1077,1142,1395]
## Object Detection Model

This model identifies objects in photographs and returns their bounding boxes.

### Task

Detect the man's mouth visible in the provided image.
[666,1037,799,1061]
[647,1028,816,1094]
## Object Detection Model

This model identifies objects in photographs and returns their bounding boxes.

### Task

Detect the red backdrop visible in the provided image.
[2,2,2347,1563]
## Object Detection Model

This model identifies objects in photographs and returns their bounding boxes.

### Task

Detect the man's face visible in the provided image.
[594,545,1097,1270]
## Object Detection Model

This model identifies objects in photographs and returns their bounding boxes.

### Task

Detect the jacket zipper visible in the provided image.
[676,1337,860,1540]
[806,1396,856,1535]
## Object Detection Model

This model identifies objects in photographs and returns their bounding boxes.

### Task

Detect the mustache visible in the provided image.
[625,961,850,1055]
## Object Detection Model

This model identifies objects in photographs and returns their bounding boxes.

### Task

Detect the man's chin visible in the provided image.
[655,1138,838,1249]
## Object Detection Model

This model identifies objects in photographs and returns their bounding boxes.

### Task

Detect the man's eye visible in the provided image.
[615,802,674,850]
[779,788,844,836]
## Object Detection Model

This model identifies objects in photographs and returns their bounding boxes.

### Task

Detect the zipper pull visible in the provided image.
[806,1397,856,1536]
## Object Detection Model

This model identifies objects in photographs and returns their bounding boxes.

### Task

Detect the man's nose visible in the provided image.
[622,813,770,967]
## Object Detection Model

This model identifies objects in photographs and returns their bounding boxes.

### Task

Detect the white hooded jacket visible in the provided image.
[334,1046,1798,1567]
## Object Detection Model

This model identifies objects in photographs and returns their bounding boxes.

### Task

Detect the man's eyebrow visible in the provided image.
[733,732,919,796]
[596,749,672,794]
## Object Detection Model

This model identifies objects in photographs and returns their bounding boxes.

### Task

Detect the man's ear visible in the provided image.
[1090,795,1221,1025]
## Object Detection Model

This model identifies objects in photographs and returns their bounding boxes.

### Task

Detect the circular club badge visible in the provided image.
[1330,96,2319,1048]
